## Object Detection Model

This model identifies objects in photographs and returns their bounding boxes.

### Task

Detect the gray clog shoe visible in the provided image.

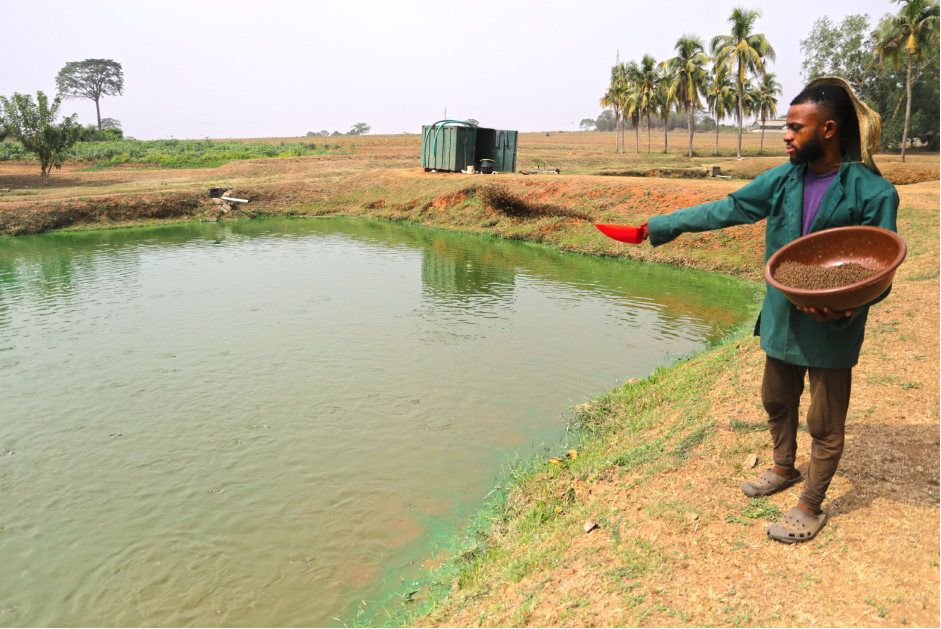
[741,468,803,497]
[766,507,828,544]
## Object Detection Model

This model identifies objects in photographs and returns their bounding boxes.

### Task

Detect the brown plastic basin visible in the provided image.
[765,226,907,311]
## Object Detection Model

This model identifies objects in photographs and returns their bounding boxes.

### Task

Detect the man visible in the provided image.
[641,77,899,543]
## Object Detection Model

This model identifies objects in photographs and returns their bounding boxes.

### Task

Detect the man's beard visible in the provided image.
[788,131,825,165]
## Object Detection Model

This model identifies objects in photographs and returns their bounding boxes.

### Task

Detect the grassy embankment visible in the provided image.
[1,133,938,626]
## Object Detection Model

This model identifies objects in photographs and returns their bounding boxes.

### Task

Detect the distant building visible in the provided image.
[751,118,788,132]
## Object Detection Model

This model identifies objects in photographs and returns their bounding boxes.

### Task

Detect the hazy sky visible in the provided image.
[2,0,896,140]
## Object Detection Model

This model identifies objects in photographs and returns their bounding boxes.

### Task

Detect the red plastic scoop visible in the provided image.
[595,223,646,244]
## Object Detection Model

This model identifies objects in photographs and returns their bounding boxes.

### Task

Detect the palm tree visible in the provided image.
[754,72,782,154]
[875,0,940,161]
[600,62,623,153]
[740,78,761,128]
[661,34,711,158]
[710,7,776,159]
[635,55,660,153]
[620,60,643,153]
[657,73,678,153]
[626,91,641,154]
[621,86,637,152]
[705,63,735,155]
[600,62,628,153]
[622,67,641,154]
[599,85,620,153]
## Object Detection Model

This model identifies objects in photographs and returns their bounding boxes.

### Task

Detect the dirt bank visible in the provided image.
[1,165,767,278]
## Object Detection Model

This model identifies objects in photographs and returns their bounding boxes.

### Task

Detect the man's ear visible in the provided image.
[823,120,839,140]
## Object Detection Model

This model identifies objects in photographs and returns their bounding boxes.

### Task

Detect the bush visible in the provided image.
[0,140,27,161]
[76,124,124,142]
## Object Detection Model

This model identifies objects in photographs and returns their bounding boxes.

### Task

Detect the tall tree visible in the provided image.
[595,110,617,132]
[662,34,711,158]
[615,61,631,152]
[601,61,629,152]
[615,61,633,154]
[635,55,660,153]
[657,72,678,153]
[875,0,940,161]
[710,8,776,158]
[612,61,630,153]
[799,12,939,150]
[754,72,782,154]
[706,62,736,155]
[55,59,124,130]
[800,14,876,93]
[740,77,761,124]
[600,84,621,152]
[0,92,81,180]
[622,81,639,153]
[620,60,642,153]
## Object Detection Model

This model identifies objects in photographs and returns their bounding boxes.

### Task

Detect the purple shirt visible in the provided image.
[802,169,839,235]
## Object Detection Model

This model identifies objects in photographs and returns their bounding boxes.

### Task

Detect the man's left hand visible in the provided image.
[797,306,854,321]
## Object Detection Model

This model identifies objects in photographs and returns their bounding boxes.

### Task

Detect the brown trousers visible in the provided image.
[761,354,852,512]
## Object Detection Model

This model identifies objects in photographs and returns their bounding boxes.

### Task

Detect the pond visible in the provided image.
[0,218,760,626]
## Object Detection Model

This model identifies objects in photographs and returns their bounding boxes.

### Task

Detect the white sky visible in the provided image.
[2,0,896,140]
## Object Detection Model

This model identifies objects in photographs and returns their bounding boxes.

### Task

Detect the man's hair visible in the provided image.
[791,85,854,130]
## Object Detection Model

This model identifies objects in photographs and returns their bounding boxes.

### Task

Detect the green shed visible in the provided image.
[421,124,477,172]
[421,121,518,173]
[474,128,518,173]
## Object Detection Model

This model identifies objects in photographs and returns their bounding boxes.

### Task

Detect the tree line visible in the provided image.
[306,122,372,137]
[802,0,939,160]
[587,0,938,162]
[595,7,778,159]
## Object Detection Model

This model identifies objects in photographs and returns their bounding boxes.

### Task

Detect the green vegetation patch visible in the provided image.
[0,138,349,169]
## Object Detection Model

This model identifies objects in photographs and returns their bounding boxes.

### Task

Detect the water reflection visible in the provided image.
[421,244,516,299]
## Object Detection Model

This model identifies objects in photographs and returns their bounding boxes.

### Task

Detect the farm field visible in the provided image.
[1,131,938,627]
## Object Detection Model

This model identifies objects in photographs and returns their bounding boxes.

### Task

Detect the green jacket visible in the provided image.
[648,155,899,369]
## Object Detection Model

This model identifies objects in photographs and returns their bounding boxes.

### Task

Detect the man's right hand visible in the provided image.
[639,220,649,242]
[797,306,854,321]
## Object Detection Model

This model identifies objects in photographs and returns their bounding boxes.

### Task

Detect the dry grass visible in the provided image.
[191,130,940,181]
[201,130,789,175]
[877,160,941,185]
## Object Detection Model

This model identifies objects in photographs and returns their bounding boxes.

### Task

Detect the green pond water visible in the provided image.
[0,218,760,626]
